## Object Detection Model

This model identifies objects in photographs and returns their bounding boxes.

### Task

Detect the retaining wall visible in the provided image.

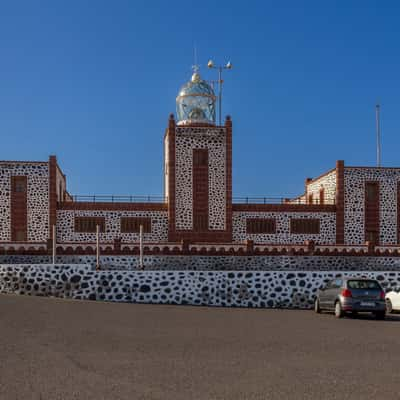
[1,264,399,308]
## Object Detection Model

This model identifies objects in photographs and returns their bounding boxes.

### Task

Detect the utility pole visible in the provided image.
[52,224,56,265]
[139,224,144,270]
[96,224,100,271]
[376,104,382,167]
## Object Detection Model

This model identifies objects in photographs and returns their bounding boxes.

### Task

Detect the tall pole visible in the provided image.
[218,67,222,126]
[52,224,56,265]
[376,104,381,167]
[207,60,232,127]
[96,224,100,271]
[139,224,144,270]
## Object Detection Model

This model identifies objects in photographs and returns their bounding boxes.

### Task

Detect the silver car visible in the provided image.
[314,277,386,319]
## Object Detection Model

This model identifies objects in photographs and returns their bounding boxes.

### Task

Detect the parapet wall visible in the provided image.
[2,254,400,271]
[1,264,399,308]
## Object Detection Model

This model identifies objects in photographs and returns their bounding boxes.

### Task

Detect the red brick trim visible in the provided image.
[398,182,400,244]
[166,114,176,241]
[319,188,325,205]
[168,231,232,243]
[57,202,167,211]
[232,204,336,212]
[192,149,209,230]
[364,181,380,245]
[225,116,233,241]
[335,160,345,244]
[49,155,57,239]
[10,176,27,241]
[2,244,395,257]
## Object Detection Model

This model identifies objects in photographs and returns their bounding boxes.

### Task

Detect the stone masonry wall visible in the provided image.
[56,210,168,243]
[175,127,226,231]
[1,264,399,308]
[232,211,336,244]
[344,167,400,245]
[306,169,337,204]
[0,162,49,242]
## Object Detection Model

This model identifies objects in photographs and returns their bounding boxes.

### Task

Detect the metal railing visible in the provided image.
[232,197,335,205]
[68,195,335,205]
[70,195,167,203]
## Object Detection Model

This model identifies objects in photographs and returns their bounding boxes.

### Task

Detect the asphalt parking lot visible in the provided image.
[1,294,400,400]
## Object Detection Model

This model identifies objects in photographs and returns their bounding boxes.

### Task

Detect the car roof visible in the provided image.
[342,277,379,282]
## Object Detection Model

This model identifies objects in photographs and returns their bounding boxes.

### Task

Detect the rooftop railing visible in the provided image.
[68,195,335,205]
[70,195,167,203]
[232,197,335,205]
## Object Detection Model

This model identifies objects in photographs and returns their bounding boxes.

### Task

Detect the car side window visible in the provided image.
[325,280,334,289]
[334,278,342,288]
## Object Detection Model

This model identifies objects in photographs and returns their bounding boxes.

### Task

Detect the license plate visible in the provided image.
[360,301,375,307]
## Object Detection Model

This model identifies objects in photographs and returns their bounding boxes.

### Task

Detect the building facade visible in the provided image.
[1,71,399,257]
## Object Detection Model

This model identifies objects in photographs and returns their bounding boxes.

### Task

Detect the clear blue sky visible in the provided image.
[1,1,399,198]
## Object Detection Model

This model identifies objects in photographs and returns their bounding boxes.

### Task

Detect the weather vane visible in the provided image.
[192,46,200,73]
[207,59,233,125]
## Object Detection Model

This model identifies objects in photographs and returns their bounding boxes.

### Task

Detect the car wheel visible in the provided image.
[350,311,358,318]
[334,301,344,318]
[314,298,321,313]
[386,299,393,314]
[374,311,386,320]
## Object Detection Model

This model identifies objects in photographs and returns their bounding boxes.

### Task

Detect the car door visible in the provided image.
[325,278,342,310]
[393,288,400,310]
[319,280,333,309]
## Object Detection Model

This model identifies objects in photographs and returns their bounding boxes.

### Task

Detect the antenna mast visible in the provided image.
[376,104,381,167]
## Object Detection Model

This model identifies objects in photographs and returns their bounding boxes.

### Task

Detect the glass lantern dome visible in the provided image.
[176,71,216,126]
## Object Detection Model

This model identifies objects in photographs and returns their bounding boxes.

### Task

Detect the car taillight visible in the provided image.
[341,289,352,298]
[380,291,385,300]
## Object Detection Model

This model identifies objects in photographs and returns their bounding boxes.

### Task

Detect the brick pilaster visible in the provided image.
[335,160,345,244]
[49,155,57,239]
[166,114,176,242]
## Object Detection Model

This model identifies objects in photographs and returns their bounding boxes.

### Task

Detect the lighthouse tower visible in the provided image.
[164,69,232,243]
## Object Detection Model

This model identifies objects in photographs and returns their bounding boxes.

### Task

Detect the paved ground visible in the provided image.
[1,295,400,400]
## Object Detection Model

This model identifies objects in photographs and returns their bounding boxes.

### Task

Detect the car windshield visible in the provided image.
[347,280,381,290]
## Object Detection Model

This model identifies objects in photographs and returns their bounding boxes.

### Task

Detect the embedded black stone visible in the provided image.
[70,275,81,283]
[140,284,151,293]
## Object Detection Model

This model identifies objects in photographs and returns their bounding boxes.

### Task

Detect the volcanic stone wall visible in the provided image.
[0,162,49,242]
[174,126,226,231]
[56,210,168,243]
[1,264,399,308]
[306,169,337,204]
[232,211,336,244]
[344,167,400,245]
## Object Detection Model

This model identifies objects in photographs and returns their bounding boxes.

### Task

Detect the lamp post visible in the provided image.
[207,60,232,126]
